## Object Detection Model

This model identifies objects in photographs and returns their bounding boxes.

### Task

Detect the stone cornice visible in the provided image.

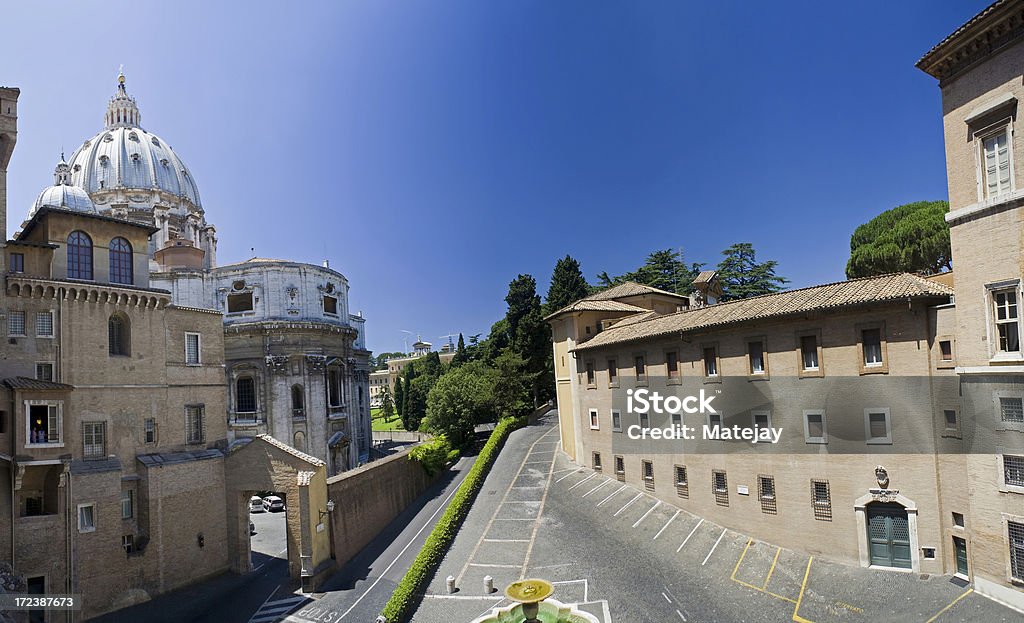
[224,319,358,337]
[917,0,1024,85]
[6,275,170,308]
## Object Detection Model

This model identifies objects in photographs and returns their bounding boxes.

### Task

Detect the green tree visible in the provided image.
[393,377,405,421]
[424,362,496,448]
[597,248,703,295]
[406,375,434,433]
[451,333,468,367]
[380,385,395,422]
[400,363,417,430]
[504,274,553,407]
[716,243,789,301]
[371,351,405,372]
[846,201,951,278]
[491,350,532,419]
[544,255,590,315]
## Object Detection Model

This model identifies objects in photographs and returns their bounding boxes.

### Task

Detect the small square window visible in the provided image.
[865,409,892,444]
[1004,455,1024,488]
[708,412,722,429]
[940,340,954,362]
[78,504,96,532]
[592,452,602,472]
[36,312,53,337]
[804,410,827,444]
[323,295,338,315]
[589,409,599,430]
[753,410,771,430]
[944,409,958,430]
[671,412,682,428]
[8,311,25,336]
[35,363,53,382]
[952,512,965,528]
[1000,396,1024,424]
[611,409,622,432]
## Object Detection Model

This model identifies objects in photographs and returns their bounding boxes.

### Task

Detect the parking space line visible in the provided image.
[595,485,626,507]
[511,485,544,489]
[792,557,815,623]
[632,501,661,528]
[556,470,584,484]
[503,500,543,504]
[924,588,973,623]
[524,461,550,465]
[494,518,533,521]
[701,528,727,565]
[550,467,578,476]
[613,493,643,517]
[728,539,797,604]
[484,538,530,543]
[676,518,704,553]
[469,563,520,568]
[763,547,781,589]
[520,438,558,578]
[653,510,680,540]
[581,480,611,498]
[567,473,597,491]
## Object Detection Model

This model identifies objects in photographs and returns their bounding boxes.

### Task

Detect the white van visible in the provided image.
[249,496,264,513]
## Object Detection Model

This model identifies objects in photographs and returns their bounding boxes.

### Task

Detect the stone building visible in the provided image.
[369,337,456,406]
[549,1,1024,610]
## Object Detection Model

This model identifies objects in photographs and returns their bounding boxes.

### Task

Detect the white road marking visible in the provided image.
[581,480,611,498]
[613,493,643,517]
[596,485,627,507]
[653,510,680,540]
[676,518,704,553]
[632,501,661,528]
[550,467,578,475]
[701,529,728,565]
[567,473,597,491]
[555,470,584,484]
[676,608,687,621]
[662,592,672,603]
[483,538,529,543]
[494,518,533,521]
[469,563,520,568]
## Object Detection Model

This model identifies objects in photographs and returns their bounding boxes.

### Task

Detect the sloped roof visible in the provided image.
[694,271,718,284]
[546,281,687,320]
[574,273,953,352]
[545,299,648,320]
[917,0,1011,70]
[3,377,74,391]
[255,434,326,467]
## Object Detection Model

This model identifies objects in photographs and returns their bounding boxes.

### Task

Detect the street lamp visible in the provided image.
[319,499,335,521]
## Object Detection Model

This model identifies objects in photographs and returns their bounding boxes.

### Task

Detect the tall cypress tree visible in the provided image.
[544,255,590,315]
[452,333,468,367]
[393,377,405,420]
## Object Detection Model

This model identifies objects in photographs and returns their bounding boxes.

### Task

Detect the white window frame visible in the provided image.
[748,339,766,376]
[8,310,26,337]
[77,503,96,533]
[800,335,820,371]
[144,418,156,444]
[803,409,827,444]
[611,409,622,432]
[997,451,1024,495]
[864,408,892,445]
[184,332,201,366]
[35,311,54,338]
[994,390,1024,432]
[986,280,1023,361]
[861,328,884,367]
[82,421,106,458]
[25,400,63,447]
[974,120,1015,202]
[589,408,599,430]
[185,405,205,444]
[121,490,134,519]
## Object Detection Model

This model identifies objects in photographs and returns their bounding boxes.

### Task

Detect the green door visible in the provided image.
[867,503,912,569]
[953,536,969,576]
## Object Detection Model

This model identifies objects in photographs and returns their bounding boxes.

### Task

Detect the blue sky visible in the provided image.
[3,1,989,354]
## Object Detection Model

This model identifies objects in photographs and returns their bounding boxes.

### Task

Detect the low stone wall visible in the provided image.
[371,431,431,444]
[326,447,438,566]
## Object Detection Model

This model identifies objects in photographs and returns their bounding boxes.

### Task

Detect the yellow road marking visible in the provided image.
[763,547,782,590]
[792,556,814,623]
[728,539,797,604]
[731,539,752,581]
[733,578,797,604]
[924,588,973,623]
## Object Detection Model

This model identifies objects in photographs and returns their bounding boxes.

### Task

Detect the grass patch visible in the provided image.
[372,415,408,432]
[379,415,526,622]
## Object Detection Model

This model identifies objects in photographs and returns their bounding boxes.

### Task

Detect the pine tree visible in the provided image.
[452,333,468,367]
[544,255,590,315]
[716,243,789,301]
[846,200,951,278]
[393,376,405,420]
[504,274,554,407]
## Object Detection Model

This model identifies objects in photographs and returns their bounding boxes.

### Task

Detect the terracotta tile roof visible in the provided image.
[574,273,953,352]
[585,281,687,301]
[694,270,718,284]
[544,299,649,320]
[256,434,326,467]
[3,377,74,391]
[917,0,1011,70]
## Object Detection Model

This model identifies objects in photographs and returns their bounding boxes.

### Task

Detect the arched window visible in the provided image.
[108,312,130,356]
[293,431,306,452]
[236,377,256,413]
[291,385,304,412]
[67,231,93,280]
[109,237,133,285]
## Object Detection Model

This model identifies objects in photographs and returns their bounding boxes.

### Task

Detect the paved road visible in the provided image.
[412,414,1020,623]
[279,451,477,623]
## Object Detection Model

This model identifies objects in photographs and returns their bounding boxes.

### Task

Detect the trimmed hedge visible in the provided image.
[379,416,526,622]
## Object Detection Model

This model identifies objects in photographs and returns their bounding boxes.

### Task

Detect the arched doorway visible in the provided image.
[867,503,912,569]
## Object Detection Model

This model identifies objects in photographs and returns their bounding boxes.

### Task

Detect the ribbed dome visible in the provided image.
[29,159,97,217]
[65,72,202,211]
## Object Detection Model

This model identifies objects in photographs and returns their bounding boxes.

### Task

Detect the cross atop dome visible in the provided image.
[105,66,141,129]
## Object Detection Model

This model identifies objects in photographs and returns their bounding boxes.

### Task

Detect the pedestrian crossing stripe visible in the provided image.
[248,595,309,623]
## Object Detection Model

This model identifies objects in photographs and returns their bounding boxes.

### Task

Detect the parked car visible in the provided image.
[263,495,285,512]
[249,496,264,513]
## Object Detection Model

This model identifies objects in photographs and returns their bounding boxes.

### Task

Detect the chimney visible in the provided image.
[0,87,20,243]
[691,270,722,308]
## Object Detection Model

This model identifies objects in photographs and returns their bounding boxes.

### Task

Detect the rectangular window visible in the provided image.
[35,312,53,338]
[811,479,832,521]
[712,470,729,506]
[585,362,595,386]
[758,475,777,515]
[323,295,338,315]
[748,340,765,375]
[78,504,95,532]
[185,332,201,365]
[35,363,53,382]
[940,340,954,362]
[674,465,688,498]
[639,412,650,429]
[592,452,602,472]
[1001,397,1024,423]
[1009,521,1024,581]
[994,289,1021,353]
[8,311,25,336]
[185,405,205,444]
[122,534,135,554]
[703,347,718,377]
[1005,455,1024,488]
[607,359,617,386]
[642,460,655,491]
[121,490,134,519]
[862,328,883,366]
[328,369,342,407]
[800,334,819,371]
[611,409,622,432]
[708,412,722,429]
[9,253,24,273]
[634,355,647,383]
[666,352,679,379]
[983,130,1012,198]
[144,418,156,444]
[226,292,254,313]
[943,409,959,435]
[589,409,599,430]
[752,410,771,434]
[27,403,61,445]
[804,410,827,444]
[953,512,965,528]
[82,422,106,458]
[614,455,625,481]
[865,408,892,444]
[671,412,682,428]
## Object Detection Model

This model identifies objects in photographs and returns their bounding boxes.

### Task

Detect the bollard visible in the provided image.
[446,575,456,594]
[375,617,386,623]
[483,575,494,594]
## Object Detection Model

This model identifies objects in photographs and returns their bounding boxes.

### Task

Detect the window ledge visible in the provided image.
[989,354,1024,365]
[26,443,63,449]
